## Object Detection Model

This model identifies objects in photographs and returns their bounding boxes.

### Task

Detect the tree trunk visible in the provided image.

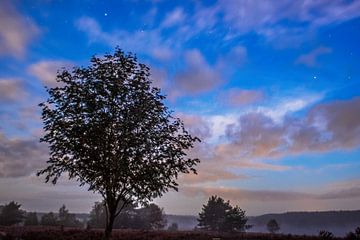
[104,207,116,240]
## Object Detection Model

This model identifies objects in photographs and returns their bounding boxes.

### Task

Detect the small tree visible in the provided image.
[37,48,200,239]
[58,204,81,227]
[0,201,25,226]
[137,203,167,230]
[267,219,280,234]
[198,195,248,232]
[24,212,39,226]
[88,202,106,228]
[345,227,360,240]
[223,205,248,232]
[41,212,57,226]
[168,222,178,231]
[319,230,334,240]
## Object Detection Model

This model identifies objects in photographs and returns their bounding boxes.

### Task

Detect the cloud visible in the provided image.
[173,49,223,95]
[149,67,167,89]
[182,185,360,203]
[0,0,40,58]
[161,7,186,28]
[0,79,26,103]
[28,60,73,87]
[224,89,264,106]
[296,47,332,67]
[150,47,174,61]
[183,186,313,202]
[75,17,176,62]
[194,0,360,47]
[221,97,360,160]
[175,112,211,140]
[0,132,47,178]
[179,167,246,185]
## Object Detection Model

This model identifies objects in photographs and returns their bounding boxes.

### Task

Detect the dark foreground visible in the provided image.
[0,226,347,240]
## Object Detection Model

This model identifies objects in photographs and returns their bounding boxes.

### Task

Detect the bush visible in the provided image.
[319,230,334,240]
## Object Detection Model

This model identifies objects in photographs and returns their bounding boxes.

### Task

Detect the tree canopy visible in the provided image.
[24,212,39,226]
[198,196,248,232]
[40,212,57,226]
[37,48,200,238]
[0,201,25,226]
[267,219,280,234]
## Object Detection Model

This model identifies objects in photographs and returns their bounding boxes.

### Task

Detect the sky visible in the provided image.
[0,0,360,216]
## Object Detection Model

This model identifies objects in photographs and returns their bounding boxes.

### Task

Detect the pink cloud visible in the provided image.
[296,46,332,67]
[0,0,40,58]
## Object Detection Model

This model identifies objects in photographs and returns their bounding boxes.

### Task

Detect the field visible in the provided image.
[0,226,346,240]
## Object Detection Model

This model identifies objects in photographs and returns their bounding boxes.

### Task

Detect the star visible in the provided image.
[104,13,108,16]
[313,76,317,79]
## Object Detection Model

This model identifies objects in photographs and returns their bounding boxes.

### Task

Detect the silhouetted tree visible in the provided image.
[88,202,106,228]
[267,219,280,234]
[41,212,57,226]
[168,222,178,231]
[345,227,360,240]
[198,195,248,232]
[136,203,166,230]
[58,204,81,227]
[223,205,248,232]
[0,201,25,226]
[37,48,200,239]
[319,230,334,240]
[24,212,39,226]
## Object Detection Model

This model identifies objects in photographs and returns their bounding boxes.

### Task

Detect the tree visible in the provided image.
[345,227,360,240]
[319,230,334,240]
[37,48,200,239]
[88,201,166,230]
[88,202,106,228]
[168,222,178,231]
[0,201,25,226]
[58,204,81,227]
[24,212,39,226]
[136,203,167,230]
[40,212,57,226]
[198,196,248,232]
[223,205,248,232]
[267,219,280,234]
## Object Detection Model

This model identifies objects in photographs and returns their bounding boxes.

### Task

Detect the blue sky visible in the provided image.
[0,0,360,215]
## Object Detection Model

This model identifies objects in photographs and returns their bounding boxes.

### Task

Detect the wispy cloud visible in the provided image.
[28,60,73,87]
[296,47,332,67]
[173,49,223,95]
[223,89,264,106]
[161,7,186,28]
[0,79,26,103]
[0,132,47,178]
[182,184,360,202]
[0,0,40,58]
[193,0,360,47]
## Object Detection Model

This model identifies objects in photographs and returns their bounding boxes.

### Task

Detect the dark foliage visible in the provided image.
[37,48,200,238]
[319,230,334,240]
[0,201,25,226]
[267,219,281,233]
[40,212,57,226]
[167,222,178,231]
[345,227,360,240]
[88,201,166,230]
[58,205,82,227]
[198,195,248,232]
[24,212,39,226]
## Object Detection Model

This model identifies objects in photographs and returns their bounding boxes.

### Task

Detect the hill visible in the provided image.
[248,210,360,236]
